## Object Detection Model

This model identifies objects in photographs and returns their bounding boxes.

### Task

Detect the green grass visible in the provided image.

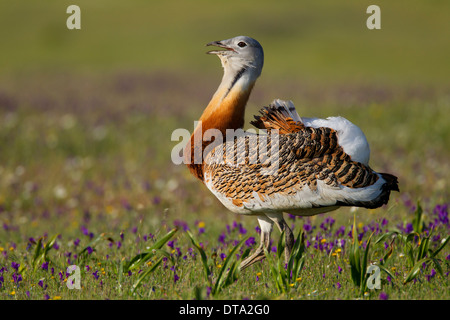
[0,1,449,300]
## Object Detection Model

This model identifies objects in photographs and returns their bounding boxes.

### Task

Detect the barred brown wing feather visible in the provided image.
[203,129,382,213]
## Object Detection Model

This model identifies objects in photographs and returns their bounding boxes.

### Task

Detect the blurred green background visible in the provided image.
[1,0,449,83]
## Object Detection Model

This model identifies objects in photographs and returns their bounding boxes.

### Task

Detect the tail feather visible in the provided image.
[336,173,399,209]
[251,99,304,134]
[380,173,400,192]
[270,99,302,122]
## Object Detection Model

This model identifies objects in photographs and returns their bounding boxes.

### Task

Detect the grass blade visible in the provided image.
[404,257,431,284]
[360,232,374,292]
[214,236,249,294]
[132,257,163,293]
[349,216,361,287]
[377,264,395,279]
[186,230,211,281]
[430,236,449,258]
[126,228,178,271]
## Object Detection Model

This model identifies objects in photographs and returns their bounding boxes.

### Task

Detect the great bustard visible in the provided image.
[184,36,399,270]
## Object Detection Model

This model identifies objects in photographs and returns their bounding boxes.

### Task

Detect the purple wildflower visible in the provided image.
[12,273,22,284]
[335,226,345,237]
[433,204,449,226]
[41,261,49,271]
[152,196,161,205]
[11,262,20,271]
[121,199,132,211]
[92,271,99,280]
[218,233,226,244]
[81,225,89,236]
[426,269,436,282]
[173,220,189,231]
[303,222,312,233]
[379,292,389,300]
[245,237,256,247]
[405,223,413,233]
[86,246,93,254]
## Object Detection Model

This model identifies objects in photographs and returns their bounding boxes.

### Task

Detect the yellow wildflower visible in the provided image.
[105,205,115,214]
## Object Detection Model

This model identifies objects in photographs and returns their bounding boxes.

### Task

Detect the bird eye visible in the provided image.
[237,41,247,48]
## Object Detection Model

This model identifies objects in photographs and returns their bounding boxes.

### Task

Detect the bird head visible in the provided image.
[206,36,264,79]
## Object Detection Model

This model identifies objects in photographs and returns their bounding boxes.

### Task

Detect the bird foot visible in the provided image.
[239,246,265,270]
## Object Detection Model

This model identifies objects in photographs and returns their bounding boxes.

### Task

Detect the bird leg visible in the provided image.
[267,213,295,265]
[239,215,273,270]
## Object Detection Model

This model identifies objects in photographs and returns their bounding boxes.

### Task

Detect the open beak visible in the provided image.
[206,41,235,55]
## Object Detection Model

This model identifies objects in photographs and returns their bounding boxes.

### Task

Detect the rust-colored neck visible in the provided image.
[185,80,255,181]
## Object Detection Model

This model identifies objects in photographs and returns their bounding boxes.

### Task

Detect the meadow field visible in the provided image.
[0,1,449,301]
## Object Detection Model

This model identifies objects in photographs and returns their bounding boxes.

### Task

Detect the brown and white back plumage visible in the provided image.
[186,36,399,269]
[204,100,398,215]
